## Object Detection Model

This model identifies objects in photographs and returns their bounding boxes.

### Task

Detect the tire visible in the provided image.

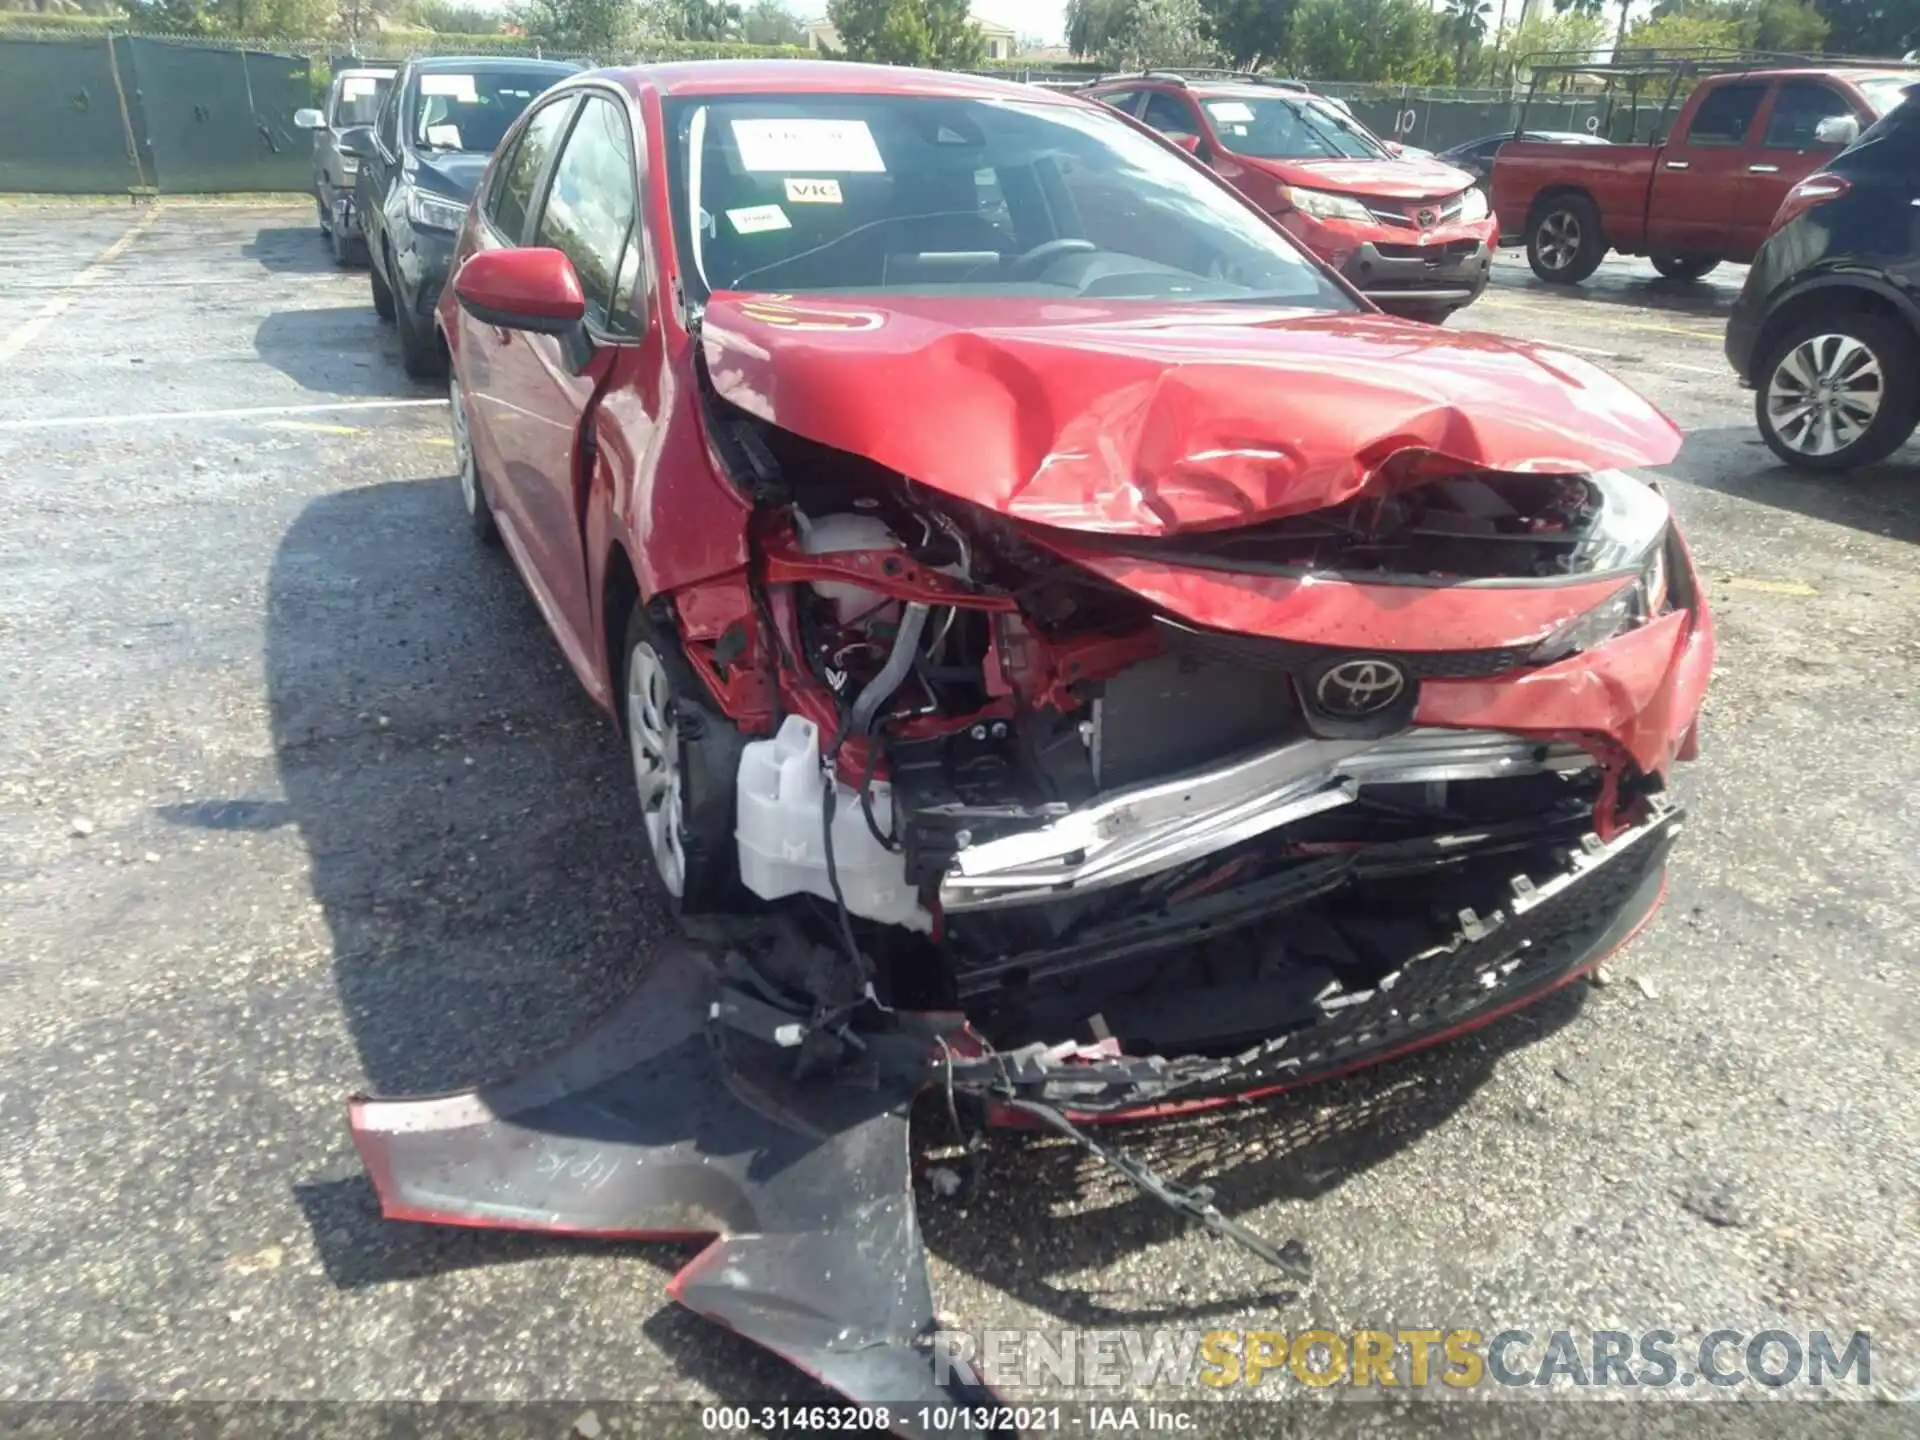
[621,607,745,915]
[1651,253,1720,282]
[1754,311,1919,472]
[396,292,446,381]
[449,372,498,546]
[1526,195,1605,284]
[369,250,396,322]
[330,222,366,269]
[315,192,331,237]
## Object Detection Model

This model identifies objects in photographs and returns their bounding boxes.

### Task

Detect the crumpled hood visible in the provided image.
[1239,155,1478,201]
[701,294,1682,538]
[407,150,490,202]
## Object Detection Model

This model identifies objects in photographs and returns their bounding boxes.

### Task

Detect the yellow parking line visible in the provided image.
[0,207,160,367]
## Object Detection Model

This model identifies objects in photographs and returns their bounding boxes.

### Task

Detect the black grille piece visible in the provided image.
[1092,648,1298,791]
[1156,618,1535,681]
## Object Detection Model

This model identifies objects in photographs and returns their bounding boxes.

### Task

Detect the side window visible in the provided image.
[486,97,575,243]
[533,95,642,336]
[375,74,401,152]
[1763,82,1855,149]
[1094,89,1141,116]
[1141,92,1202,140]
[1682,84,1767,147]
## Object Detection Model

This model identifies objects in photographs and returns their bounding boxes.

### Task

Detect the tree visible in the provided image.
[1631,0,1828,55]
[1444,0,1493,80]
[1502,5,1605,77]
[1199,0,1298,69]
[826,0,987,66]
[667,0,741,38]
[741,0,805,43]
[1818,0,1918,56]
[517,0,650,53]
[1289,0,1449,82]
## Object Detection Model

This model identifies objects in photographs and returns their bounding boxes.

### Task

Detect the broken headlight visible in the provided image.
[1530,471,1672,663]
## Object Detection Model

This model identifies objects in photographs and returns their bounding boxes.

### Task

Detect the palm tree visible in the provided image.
[1447,0,1493,81]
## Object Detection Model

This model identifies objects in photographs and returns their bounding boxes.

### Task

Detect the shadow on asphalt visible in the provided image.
[254,304,424,396]
[241,222,341,275]
[1670,426,1920,545]
[260,475,1587,1391]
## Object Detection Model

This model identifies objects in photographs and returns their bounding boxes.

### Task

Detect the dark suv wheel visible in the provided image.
[1755,311,1919,471]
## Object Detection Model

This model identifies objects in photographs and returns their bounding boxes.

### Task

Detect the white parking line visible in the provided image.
[0,208,160,367]
[0,397,447,433]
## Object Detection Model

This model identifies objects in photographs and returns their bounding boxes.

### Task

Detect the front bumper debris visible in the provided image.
[348,797,1679,1431]
[940,727,1592,912]
[1344,238,1493,308]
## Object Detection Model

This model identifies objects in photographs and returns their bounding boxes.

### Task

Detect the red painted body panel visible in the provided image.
[702,295,1681,537]
[1490,68,1889,260]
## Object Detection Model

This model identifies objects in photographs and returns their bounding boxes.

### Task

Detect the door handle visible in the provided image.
[1664,161,1689,170]
[1749,164,1780,173]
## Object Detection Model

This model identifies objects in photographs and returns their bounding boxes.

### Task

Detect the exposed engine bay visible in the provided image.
[695,397,1682,1061]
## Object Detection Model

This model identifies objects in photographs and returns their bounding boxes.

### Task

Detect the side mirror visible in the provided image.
[1813,114,1860,148]
[1172,132,1211,162]
[334,124,375,159]
[455,247,587,336]
[294,107,325,131]
[1385,140,1405,157]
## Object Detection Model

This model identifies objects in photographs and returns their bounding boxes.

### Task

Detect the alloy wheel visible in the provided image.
[1536,210,1581,271]
[627,643,688,897]
[1765,333,1883,459]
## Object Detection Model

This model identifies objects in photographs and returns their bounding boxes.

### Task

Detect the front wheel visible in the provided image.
[622,610,745,914]
[1526,195,1605,284]
[449,373,498,546]
[396,295,446,381]
[1755,312,1919,471]
[1651,253,1720,282]
[369,251,396,322]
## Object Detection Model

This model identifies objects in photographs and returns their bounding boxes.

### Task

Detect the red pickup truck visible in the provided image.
[1492,66,1916,283]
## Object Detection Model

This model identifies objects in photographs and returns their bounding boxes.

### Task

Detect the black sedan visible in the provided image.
[341,56,578,378]
[1726,84,1920,470]
[1437,128,1606,187]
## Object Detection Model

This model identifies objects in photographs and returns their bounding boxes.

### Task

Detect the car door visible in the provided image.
[482,90,646,672]
[457,92,579,557]
[1741,80,1866,254]
[1645,80,1769,257]
[357,67,407,261]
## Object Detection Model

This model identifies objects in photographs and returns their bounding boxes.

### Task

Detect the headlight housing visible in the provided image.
[1529,470,1675,663]
[406,189,469,232]
[1454,185,1489,223]
[1283,185,1375,224]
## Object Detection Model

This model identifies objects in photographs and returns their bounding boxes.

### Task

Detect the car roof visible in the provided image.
[407,55,581,73]
[599,60,1080,104]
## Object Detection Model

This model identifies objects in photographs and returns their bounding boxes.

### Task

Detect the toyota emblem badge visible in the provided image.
[1315,658,1408,717]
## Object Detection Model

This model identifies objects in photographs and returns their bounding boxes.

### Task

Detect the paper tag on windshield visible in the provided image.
[727,203,792,235]
[424,123,462,149]
[1206,101,1255,123]
[732,118,885,173]
[342,77,378,99]
[420,75,477,101]
[784,177,842,204]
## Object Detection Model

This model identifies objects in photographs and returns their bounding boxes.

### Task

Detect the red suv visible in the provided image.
[1084,74,1498,321]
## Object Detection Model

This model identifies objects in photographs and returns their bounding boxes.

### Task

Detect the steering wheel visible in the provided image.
[1004,238,1097,278]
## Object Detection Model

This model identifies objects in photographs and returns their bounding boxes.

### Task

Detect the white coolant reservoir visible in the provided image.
[734,713,932,932]
[796,511,901,623]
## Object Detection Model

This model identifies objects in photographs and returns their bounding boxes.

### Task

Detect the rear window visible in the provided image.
[331,74,390,128]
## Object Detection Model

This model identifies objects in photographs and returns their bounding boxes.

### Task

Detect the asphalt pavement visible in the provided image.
[0,202,1914,1432]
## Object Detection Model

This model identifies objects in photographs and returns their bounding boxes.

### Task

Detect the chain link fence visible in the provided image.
[0,33,1651,195]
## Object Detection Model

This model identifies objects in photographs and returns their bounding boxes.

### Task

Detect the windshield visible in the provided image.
[663,93,1351,311]
[330,73,390,128]
[1199,95,1389,160]
[1859,76,1918,118]
[411,72,549,153]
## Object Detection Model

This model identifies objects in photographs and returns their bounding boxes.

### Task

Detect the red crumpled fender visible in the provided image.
[700,294,1682,537]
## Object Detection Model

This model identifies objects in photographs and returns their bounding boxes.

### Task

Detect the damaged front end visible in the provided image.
[350,299,1711,1431]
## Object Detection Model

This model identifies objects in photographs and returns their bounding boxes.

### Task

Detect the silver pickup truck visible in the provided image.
[294,66,394,266]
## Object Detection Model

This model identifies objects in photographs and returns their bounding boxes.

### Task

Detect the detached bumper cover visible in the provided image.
[347,799,1679,1430]
[1343,239,1493,306]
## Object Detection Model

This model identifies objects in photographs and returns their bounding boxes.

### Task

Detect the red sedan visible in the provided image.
[351,60,1712,1429]
[1082,74,1499,321]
